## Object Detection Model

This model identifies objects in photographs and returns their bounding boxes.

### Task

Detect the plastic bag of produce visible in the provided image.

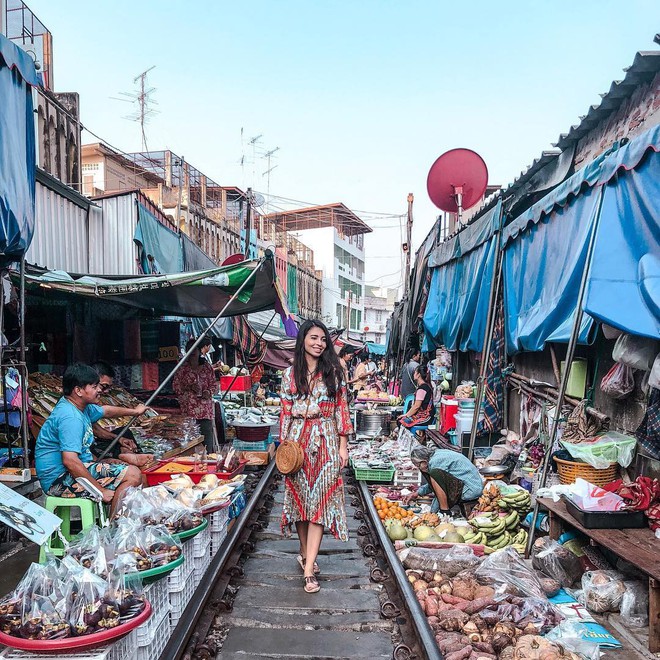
[106,557,146,623]
[143,524,182,567]
[117,486,165,525]
[546,621,600,660]
[620,580,649,627]
[531,537,583,587]
[600,362,635,399]
[66,525,109,577]
[111,518,152,572]
[20,594,70,640]
[612,333,659,371]
[475,547,546,599]
[398,546,454,572]
[68,568,115,636]
[560,431,637,469]
[581,570,626,613]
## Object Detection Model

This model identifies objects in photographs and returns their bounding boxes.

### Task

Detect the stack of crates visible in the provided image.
[0,633,138,660]
[135,607,170,660]
[167,547,195,630]
[184,526,211,585]
[133,579,170,660]
[209,506,229,556]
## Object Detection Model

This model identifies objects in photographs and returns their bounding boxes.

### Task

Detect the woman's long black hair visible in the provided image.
[292,319,344,399]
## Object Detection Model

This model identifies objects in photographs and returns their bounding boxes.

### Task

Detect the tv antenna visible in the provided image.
[262,146,280,198]
[111,66,159,152]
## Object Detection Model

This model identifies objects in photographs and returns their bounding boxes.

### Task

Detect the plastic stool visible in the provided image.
[38,496,102,563]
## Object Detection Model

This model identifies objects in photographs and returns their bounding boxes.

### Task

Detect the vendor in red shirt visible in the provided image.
[173,337,217,452]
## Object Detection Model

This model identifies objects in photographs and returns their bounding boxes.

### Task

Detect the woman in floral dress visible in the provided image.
[280,320,353,593]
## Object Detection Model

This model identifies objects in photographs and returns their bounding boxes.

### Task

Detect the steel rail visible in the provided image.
[160,460,277,660]
[358,480,444,660]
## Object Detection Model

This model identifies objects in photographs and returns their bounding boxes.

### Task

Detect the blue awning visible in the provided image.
[584,131,660,338]
[423,201,502,352]
[502,124,660,353]
[0,35,38,265]
[366,341,386,355]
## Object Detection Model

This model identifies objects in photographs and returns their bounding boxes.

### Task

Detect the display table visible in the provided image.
[538,497,660,652]
[143,435,204,470]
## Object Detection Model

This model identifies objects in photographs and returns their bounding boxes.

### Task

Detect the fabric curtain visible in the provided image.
[0,36,38,264]
[584,149,660,338]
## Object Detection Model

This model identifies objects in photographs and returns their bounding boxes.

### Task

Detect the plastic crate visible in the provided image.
[183,526,210,558]
[169,575,196,629]
[232,437,273,451]
[167,553,194,593]
[210,529,226,556]
[0,639,137,660]
[142,580,169,623]
[394,468,422,487]
[109,630,137,660]
[209,506,230,533]
[352,464,395,482]
[135,601,170,647]
[194,552,211,583]
[135,607,170,660]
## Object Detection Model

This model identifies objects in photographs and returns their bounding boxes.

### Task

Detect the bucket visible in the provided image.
[457,398,476,410]
[455,409,484,437]
[560,359,587,399]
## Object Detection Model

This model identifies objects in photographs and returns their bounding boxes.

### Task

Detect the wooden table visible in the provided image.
[143,434,205,470]
[538,497,660,652]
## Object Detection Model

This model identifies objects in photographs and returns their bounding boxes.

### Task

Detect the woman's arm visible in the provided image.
[279,369,293,440]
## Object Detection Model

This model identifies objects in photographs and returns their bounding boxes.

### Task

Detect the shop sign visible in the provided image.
[159,346,179,362]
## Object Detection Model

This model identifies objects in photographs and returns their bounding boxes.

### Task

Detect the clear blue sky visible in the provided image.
[27,0,659,289]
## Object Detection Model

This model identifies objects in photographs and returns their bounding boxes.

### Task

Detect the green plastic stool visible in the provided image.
[38,496,102,563]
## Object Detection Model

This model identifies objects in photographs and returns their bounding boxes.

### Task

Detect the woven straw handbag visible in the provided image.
[275,399,309,475]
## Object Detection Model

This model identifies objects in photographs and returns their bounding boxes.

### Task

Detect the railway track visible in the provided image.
[161,466,442,660]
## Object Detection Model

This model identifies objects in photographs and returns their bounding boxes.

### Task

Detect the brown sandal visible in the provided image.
[297,554,320,574]
[303,575,320,593]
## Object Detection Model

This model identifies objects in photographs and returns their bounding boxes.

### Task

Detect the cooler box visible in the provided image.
[220,375,251,392]
[439,396,458,434]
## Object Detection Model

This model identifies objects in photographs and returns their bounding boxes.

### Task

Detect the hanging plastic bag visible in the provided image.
[600,362,635,399]
[620,580,649,627]
[612,333,659,371]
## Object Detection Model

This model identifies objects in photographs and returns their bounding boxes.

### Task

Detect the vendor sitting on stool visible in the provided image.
[403,446,483,515]
[398,365,434,428]
[90,361,154,468]
[35,364,147,516]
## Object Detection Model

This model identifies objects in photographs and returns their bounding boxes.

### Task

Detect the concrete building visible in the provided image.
[362,287,398,344]
[264,204,371,334]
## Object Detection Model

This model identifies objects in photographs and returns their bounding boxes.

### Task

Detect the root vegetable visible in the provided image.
[426,595,439,617]
[413,580,429,592]
[468,615,488,633]
[539,577,560,598]
[439,580,454,594]
[434,571,445,583]
[435,609,469,631]
[473,654,497,660]
[415,591,426,613]
[441,594,468,605]
[435,634,470,653]
[423,570,435,582]
[445,645,473,660]
[491,632,514,653]
[463,597,497,615]
[474,585,496,600]
[493,621,518,639]
[427,615,439,627]
[451,577,477,601]
[471,641,495,655]
[499,648,515,660]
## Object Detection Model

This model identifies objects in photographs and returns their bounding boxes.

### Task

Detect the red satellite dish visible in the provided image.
[222,253,246,266]
[427,149,488,220]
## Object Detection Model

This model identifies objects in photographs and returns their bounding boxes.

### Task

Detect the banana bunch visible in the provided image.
[469,511,526,552]
[462,528,488,545]
[497,488,532,514]
[509,529,528,554]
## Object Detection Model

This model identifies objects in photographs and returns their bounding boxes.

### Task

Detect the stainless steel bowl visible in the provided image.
[479,464,512,476]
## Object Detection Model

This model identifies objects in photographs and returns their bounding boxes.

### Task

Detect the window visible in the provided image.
[376,310,383,322]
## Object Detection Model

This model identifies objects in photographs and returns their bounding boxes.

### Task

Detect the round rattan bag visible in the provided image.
[275,440,304,475]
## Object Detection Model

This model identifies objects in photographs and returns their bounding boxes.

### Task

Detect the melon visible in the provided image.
[435,523,456,535]
[413,525,436,541]
[388,523,408,541]
[443,532,465,544]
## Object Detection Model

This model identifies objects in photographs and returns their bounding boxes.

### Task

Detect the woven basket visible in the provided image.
[275,440,304,475]
[234,425,271,442]
[554,456,618,487]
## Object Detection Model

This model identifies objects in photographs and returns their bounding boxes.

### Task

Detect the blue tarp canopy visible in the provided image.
[422,200,502,352]
[366,341,386,355]
[584,127,660,338]
[0,35,38,265]
[134,203,184,274]
[503,125,660,353]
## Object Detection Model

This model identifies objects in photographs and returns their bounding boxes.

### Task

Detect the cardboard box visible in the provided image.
[238,444,275,466]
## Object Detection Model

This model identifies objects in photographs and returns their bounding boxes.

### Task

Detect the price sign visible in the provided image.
[159,345,179,362]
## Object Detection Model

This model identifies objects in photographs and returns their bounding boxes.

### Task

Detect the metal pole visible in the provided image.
[467,243,504,461]
[175,156,184,234]
[98,258,266,459]
[525,188,605,557]
[19,257,29,469]
[404,193,413,295]
[244,188,252,258]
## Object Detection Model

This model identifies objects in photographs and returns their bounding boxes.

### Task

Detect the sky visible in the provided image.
[24,0,659,292]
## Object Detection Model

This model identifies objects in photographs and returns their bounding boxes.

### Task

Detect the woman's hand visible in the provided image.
[339,445,349,469]
[402,489,419,504]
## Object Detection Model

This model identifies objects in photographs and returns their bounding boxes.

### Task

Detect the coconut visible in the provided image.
[413,525,437,541]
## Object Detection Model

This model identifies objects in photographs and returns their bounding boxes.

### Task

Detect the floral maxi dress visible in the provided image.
[280,367,353,541]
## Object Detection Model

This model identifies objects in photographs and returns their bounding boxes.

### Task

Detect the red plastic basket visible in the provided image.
[0,600,152,652]
[142,459,247,486]
[233,425,271,442]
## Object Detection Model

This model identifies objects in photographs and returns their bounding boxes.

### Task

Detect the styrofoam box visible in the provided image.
[135,606,170,660]
[169,572,196,629]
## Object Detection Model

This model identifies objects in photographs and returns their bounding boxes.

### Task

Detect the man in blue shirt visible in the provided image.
[36,364,147,515]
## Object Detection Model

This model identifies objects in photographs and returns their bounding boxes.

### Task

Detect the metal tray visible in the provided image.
[563,497,647,529]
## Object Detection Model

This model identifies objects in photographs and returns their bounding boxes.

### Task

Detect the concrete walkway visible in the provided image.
[217,483,396,659]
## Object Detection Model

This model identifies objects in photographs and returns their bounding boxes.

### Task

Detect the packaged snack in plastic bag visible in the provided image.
[475,547,546,599]
[107,557,146,623]
[144,524,182,566]
[612,333,659,371]
[620,580,649,627]
[600,362,635,399]
[20,594,70,640]
[581,570,626,613]
[68,568,115,636]
[66,525,109,577]
[531,537,583,587]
